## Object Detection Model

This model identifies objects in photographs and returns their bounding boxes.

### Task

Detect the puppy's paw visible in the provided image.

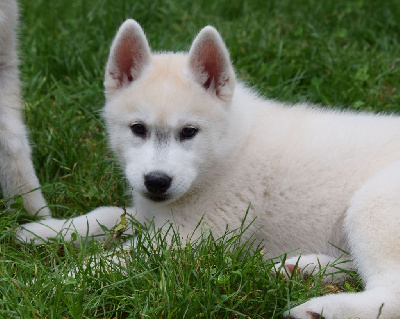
[284,287,393,319]
[284,297,333,319]
[284,254,351,283]
[15,218,64,244]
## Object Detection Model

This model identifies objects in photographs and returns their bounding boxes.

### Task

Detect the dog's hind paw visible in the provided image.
[283,254,352,283]
[283,298,334,319]
[284,286,396,319]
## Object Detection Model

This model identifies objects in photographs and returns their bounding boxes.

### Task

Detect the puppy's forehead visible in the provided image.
[132,56,213,120]
[147,53,189,83]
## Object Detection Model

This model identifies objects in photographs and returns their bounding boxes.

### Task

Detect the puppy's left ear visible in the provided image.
[188,26,235,101]
[105,19,151,95]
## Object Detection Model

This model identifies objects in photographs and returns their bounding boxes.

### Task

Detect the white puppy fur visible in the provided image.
[17,19,400,318]
[0,0,49,217]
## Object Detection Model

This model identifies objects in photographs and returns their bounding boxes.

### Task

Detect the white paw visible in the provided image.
[284,254,352,283]
[284,287,394,319]
[284,298,332,319]
[15,218,65,244]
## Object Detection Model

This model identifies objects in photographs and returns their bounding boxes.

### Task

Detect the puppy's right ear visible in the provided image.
[104,19,151,94]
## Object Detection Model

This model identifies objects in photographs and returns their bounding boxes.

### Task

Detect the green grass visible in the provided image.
[1,0,399,317]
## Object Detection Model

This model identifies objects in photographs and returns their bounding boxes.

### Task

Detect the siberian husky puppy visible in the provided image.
[18,19,400,318]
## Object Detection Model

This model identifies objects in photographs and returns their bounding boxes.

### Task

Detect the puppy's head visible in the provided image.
[103,20,236,204]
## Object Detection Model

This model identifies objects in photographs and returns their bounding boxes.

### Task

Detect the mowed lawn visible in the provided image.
[0,0,399,317]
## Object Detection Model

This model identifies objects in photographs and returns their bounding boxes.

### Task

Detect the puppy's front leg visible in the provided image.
[16,206,137,244]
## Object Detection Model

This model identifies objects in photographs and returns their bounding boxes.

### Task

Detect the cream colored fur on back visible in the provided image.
[17,19,400,319]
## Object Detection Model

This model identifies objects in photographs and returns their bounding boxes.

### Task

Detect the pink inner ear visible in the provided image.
[113,34,148,86]
[115,36,136,83]
[197,40,225,91]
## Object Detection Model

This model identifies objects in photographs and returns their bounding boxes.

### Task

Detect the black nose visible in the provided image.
[144,171,172,195]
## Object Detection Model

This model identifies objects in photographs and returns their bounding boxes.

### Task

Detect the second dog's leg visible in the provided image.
[0,0,50,217]
[0,112,50,217]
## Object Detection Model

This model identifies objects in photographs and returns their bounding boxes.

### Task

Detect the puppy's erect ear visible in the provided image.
[105,19,151,93]
[188,26,235,101]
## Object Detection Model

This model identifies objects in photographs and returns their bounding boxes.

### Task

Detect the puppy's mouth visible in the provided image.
[144,193,170,203]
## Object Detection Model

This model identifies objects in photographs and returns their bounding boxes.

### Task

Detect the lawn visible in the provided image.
[1,0,399,317]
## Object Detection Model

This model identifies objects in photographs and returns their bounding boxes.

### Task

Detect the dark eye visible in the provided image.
[130,123,147,137]
[180,126,198,140]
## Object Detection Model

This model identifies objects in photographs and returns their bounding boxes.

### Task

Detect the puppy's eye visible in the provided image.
[130,123,147,137]
[180,126,198,140]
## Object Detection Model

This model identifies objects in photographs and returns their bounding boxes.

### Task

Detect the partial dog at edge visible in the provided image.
[0,0,49,217]
[18,17,400,318]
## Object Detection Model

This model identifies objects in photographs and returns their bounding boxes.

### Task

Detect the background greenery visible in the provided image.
[0,0,399,317]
